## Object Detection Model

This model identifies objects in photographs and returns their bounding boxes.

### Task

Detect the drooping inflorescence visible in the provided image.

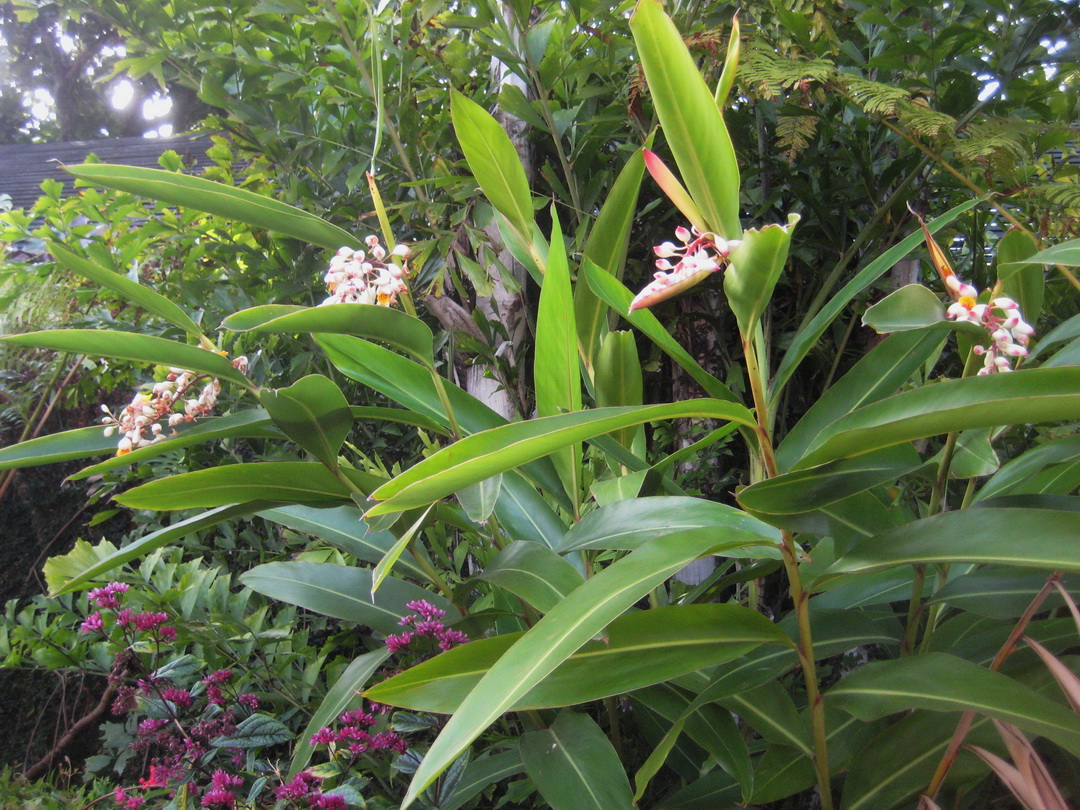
[941,275,1034,374]
[629,225,739,312]
[100,355,247,456]
[321,236,410,307]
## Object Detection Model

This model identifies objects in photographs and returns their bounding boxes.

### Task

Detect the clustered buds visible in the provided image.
[385,599,468,654]
[630,226,739,312]
[943,276,1035,374]
[100,354,246,456]
[321,237,410,307]
[275,773,347,810]
[81,582,177,642]
[307,704,407,761]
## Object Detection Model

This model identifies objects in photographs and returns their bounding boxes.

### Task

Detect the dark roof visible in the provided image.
[0,134,215,211]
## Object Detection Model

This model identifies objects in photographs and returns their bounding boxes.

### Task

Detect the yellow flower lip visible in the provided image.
[959,295,976,310]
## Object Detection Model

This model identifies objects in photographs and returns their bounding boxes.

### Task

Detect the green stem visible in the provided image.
[741,328,832,809]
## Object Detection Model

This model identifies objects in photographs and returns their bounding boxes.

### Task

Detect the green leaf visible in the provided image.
[798,367,1080,468]
[927,568,1078,620]
[978,434,1080,502]
[633,684,753,801]
[997,228,1044,324]
[738,446,921,521]
[240,561,451,635]
[576,144,649,376]
[0,330,251,388]
[1002,237,1080,267]
[49,242,204,337]
[396,531,775,807]
[594,331,645,453]
[819,507,1080,585]
[66,163,359,251]
[723,214,799,338]
[438,750,525,810]
[828,653,1080,757]
[718,681,812,757]
[46,504,267,596]
[224,304,435,367]
[520,712,634,810]
[315,334,571,509]
[257,504,430,581]
[534,210,582,504]
[371,505,433,596]
[861,284,946,333]
[450,91,534,239]
[289,649,391,776]
[456,474,502,524]
[368,401,756,516]
[260,375,352,466]
[211,714,292,749]
[583,259,740,403]
[69,408,424,481]
[0,426,117,471]
[476,542,584,614]
[368,601,786,714]
[776,328,947,471]
[555,495,780,556]
[630,0,741,239]
[114,462,369,510]
[772,195,988,397]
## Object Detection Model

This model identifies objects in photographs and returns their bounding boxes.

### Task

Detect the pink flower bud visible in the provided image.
[674,226,691,243]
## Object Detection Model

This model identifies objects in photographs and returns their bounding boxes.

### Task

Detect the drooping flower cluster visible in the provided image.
[80,582,177,642]
[320,236,410,307]
[100,355,246,455]
[629,226,739,312]
[385,599,468,654]
[943,276,1034,374]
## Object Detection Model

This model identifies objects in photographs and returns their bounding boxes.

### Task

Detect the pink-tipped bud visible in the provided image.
[391,243,410,258]
[674,226,691,243]
[654,242,680,258]
[655,259,673,271]
[991,297,1018,310]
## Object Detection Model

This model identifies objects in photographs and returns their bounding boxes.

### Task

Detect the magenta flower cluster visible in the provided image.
[385,600,468,654]
[200,769,245,808]
[309,705,407,758]
[275,773,347,810]
[81,582,177,641]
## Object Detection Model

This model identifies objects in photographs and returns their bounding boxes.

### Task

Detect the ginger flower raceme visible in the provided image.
[944,288,1034,375]
[100,355,248,456]
[629,226,739,313]
[935,259,1034,375]
[321,236,410,307]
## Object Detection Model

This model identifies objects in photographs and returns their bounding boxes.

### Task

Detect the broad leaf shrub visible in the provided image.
[4,2,1080,808]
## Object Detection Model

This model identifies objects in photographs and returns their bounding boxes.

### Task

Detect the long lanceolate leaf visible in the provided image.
[829,653,1080,758]
[46,503,271,596]
[629,0,741,239]
[450,91,535,240]
[240,562,452,636]
[368,400,757,516]
[0,330,251,388]
[398,530,759,807]
[66,163,359,251]
[818,506,1080,586]
[771,196,988,398]
[534,211,582,506]
[49,242,205,338]
[223,304,435,367]
[797,367,1080,469]
[289,649,390,777]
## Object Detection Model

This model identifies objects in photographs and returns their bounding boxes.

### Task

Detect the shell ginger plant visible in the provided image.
[3,1,1080,808]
